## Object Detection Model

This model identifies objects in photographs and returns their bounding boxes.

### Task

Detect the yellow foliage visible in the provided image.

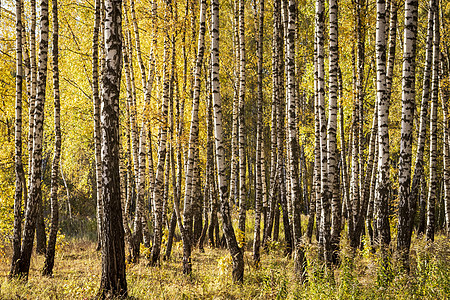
[235,228,245,248]
[55,231,69,254]
[140,243,151,259]
[216,254,232,277]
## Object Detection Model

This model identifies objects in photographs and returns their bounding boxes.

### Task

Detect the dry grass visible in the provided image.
[0,235,449,299]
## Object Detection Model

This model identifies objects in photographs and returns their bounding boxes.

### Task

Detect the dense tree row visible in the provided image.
[1,0,450,296]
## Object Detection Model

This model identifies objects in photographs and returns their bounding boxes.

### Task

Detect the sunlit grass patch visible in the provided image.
[0,235,449,299]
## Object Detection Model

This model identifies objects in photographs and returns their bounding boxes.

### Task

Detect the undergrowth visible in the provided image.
[0,234,449,299]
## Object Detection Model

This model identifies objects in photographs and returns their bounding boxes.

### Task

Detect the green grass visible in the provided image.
[0,233,449,299]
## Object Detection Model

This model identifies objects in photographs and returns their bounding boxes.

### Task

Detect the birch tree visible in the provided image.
[180,0,206,272]
[263,0,280,247]
[328,0,340,262]
[286,0,305,277]
[211,0,244,281]
[397,0,418,256]
[92,0,103,251]
[441,53,450,235]
[150,26,170,266]
[398,0,434,262]
[10,0,24,277]
[374,0,389,250]
[315,0,331,263]
[253,0,264,265]
[13,0,50,278]
[42,0,61,276]
[426,5,439,242]
[237,0,247,243]
[97,0,127,296]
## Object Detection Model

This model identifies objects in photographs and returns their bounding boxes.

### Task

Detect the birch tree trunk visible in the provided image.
[150,38,170,266]
[229,0,240,207]
[122,30,142,262]
[10,0,24,277]
[98,0,127,296]
[400,0,434,261]
[92,0,103,252]
[253,0,264,265]
[315,0,331,263]
[15,0,50,278]
[128,0,146,92]
[312,68,321,243]
[397,0,418,256]
[164,70,177,258]
[27,0,37,208]
[263,0,280,246]
[237,0,247,242]
[441,53,450,235]
[122,7,140,255]
[426,5,439,242]
[338,69,349,237]
[42,0,61,276]
[285,0,305,278]
[328,0,340,264]
[211,0,244,281]
[179,0,206,272]
[385,0,397,99]
[375,0,390,251]
[122,6,139,192]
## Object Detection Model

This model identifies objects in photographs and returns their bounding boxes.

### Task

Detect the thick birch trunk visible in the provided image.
[98,0,127,296]
[400,0,434,261]
[328,0,340,264]
[397,0,419,258]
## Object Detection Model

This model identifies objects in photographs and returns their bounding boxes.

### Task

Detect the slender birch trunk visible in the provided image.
[122,31,142,262]
[339,68,349,232]
[128,0,146,93]
[16,0,49,278]
[165,65,178,258]
[376,0,391,251]
[253,0,264,265]
[211,0,244,281]
[10,0,24,277]
[179,0,206,273]
[426,5,439,242]
[27,0,37,208]
[312,62,321,243]
[42,0,61,276]
[441,53,450,235]
[92,0,103,251]
[237,0,247,242]
[263,0,280,247]
[230,0,240,207]
[285,0,305,278]
[150,29,170,266]
[385,0,397,99]
[315,0,331,263]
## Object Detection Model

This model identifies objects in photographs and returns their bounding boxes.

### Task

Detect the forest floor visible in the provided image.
[0,234,449,299]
